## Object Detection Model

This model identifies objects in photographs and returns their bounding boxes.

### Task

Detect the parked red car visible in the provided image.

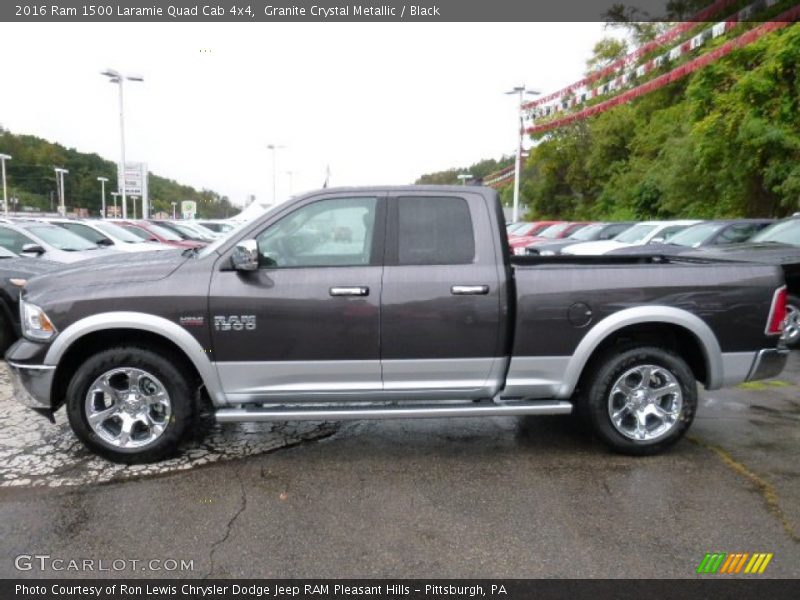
[115,220,206,249]
[510,222,592,255]
[507,220,561,242]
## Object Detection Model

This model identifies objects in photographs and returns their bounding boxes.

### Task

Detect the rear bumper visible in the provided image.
[746,348,790,382]
[7,361,55,410]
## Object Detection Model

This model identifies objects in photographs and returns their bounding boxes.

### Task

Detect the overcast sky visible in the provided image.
[0,22,606,208]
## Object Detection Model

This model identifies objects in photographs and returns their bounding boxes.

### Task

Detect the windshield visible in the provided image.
[173,223,208,239]
[93,221,146,243]
[25,225,97,251]
[507,223,527,234]
[614,224,657,244]
[568,223,604,241]
[538,223,570,239]
[750,219,800,246]
[666,223,723,247]
[145,223,183,241]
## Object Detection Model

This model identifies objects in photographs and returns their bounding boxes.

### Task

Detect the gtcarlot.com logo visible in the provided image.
[696,552,773,575]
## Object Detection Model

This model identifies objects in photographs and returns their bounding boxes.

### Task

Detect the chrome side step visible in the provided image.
[215,400,573,423]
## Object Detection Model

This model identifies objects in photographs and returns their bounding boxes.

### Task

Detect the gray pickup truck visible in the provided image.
[6,186,790,463]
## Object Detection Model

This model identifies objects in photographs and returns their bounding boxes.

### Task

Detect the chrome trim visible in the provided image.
[43,312,227,406]
[216,399,573,422]
[547,306,722,397]
[719,352,758,387]
[450,285,489,295]
[6,361,56,370]
[329,286,369,297]
[746,348,790,382]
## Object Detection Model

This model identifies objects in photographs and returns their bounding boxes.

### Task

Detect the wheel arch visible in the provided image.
[45,312,225,410]
[558,306,722,398]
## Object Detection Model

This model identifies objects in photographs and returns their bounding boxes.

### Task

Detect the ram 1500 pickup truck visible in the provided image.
[6,186,790,463]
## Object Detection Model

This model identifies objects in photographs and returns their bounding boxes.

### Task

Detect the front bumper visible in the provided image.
[7,361,55,410]
[746,348,790,382]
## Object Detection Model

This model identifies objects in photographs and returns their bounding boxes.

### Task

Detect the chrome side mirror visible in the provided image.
[231,239,259,271]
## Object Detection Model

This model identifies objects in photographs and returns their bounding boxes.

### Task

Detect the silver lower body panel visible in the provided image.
[215,399,573,423]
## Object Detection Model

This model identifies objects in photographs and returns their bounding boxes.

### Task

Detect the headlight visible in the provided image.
[539,250,555,256]
[21,300,57,341]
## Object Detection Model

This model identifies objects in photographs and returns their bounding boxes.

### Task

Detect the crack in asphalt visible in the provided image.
[689,435,800,543]
[203,468,248,579]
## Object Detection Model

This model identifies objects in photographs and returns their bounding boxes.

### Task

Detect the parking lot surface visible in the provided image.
[1,355,798,578]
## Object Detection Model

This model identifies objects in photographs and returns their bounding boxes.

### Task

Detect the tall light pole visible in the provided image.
[171,201,177,219]
[102,69,143,220]
[54,167,68,216]
[97,176,109,218]
[0,153,11,216]
[457,173,473,186]
[505,86,540,222]
[267,144,285,205]
[111,192,119,217]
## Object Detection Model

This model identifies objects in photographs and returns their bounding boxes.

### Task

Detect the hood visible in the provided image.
[0,257,63,278]
[685,242,800,266]
[24,248,187,300]
[561,240,626,256]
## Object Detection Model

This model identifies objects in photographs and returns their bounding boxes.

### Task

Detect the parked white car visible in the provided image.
[0,220,108,263]
[49,219,171,253]
[561,220,701,256]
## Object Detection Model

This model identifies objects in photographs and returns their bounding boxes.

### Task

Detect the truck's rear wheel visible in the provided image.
[583,346,697,455]
[783,294,800,349]
[66,347,193,464]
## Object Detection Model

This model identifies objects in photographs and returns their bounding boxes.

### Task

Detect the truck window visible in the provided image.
[256,197,377,268]
[396,196,474,265]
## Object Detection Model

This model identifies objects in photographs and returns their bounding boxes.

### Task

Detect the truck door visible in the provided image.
[209,194,386,403]
[380,193,507,400]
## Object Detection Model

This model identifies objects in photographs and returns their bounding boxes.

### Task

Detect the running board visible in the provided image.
[215,400,573,423]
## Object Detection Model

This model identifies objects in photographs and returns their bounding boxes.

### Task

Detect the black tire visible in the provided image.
[581,345,697,456]
[66,346,194,464]
[783,294,800,350]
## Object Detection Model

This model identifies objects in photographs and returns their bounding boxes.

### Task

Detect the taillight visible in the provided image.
[766,286,788,335]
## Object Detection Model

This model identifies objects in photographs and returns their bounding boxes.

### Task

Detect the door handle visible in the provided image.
[330,286,369,297]
[451,285,490,296]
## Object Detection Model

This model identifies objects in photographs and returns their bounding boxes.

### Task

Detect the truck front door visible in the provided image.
[209,194,386,403]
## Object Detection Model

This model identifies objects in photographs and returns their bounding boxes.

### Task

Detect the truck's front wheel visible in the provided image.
[583,346,697,456]
[66,347,193,464]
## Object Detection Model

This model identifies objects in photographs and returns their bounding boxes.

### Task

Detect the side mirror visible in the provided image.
[21,244,45,256]
[97,238,114,247]
[231,239,259,271]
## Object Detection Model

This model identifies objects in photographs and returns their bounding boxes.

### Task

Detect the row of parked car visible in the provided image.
[0,216,237,352]
[508,216,800,349]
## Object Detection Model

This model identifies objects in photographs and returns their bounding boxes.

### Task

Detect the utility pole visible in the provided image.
[505,86,540,222]
[54,167,69,216]
[0,154,11,216]
[97,176,109,218]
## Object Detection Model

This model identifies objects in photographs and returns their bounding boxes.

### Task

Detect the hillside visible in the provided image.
[0,127,236,218]
[421,21,800,220]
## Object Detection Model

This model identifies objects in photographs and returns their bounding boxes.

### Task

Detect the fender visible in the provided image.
[554,305,722,398]
[43,311,227,406]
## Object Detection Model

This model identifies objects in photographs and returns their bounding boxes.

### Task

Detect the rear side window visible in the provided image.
[396,196,475,265]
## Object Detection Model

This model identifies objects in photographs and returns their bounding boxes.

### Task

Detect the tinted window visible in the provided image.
[397,196,474,265]
[60,222,109,244]
[601,223,632,239]
[25,225,98,251]
[0,226,34,254]
[716,223,767,244]
[667,223,722,247]
[751,219,800,246]
[257,197,377,268]
[659,225,689,241]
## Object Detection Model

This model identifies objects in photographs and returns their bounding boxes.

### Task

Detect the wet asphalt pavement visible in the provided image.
[1,354,798,579]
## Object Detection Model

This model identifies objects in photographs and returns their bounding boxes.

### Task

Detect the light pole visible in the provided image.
[267,144,285,205]
[171,201,177,219]
[102,69,143,220]
[505,86,540,222]
[111,192,119,217]
[97,176,109,218]
[457,173,473,186]
[54,167,69,216]
[0,153,11,216]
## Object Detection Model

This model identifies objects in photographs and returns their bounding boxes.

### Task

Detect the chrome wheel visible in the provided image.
[783,302,800,345]
[607,364,683,442]
[84,368,172,449]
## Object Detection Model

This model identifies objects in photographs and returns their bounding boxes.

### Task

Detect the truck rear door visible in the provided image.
[380,191,508,399]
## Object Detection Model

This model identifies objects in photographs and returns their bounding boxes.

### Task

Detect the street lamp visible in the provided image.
[267,144,286,205]
[505,85,540,222]
[171,201,177,219]
[102,68,144,220]
[0,153,11,216]
[54,167,69,216]
[457,173,473,186]
[111,192,120,217]
[97,176,109,218]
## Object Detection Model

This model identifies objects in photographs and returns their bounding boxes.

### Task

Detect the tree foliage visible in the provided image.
[0,129,236,218]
